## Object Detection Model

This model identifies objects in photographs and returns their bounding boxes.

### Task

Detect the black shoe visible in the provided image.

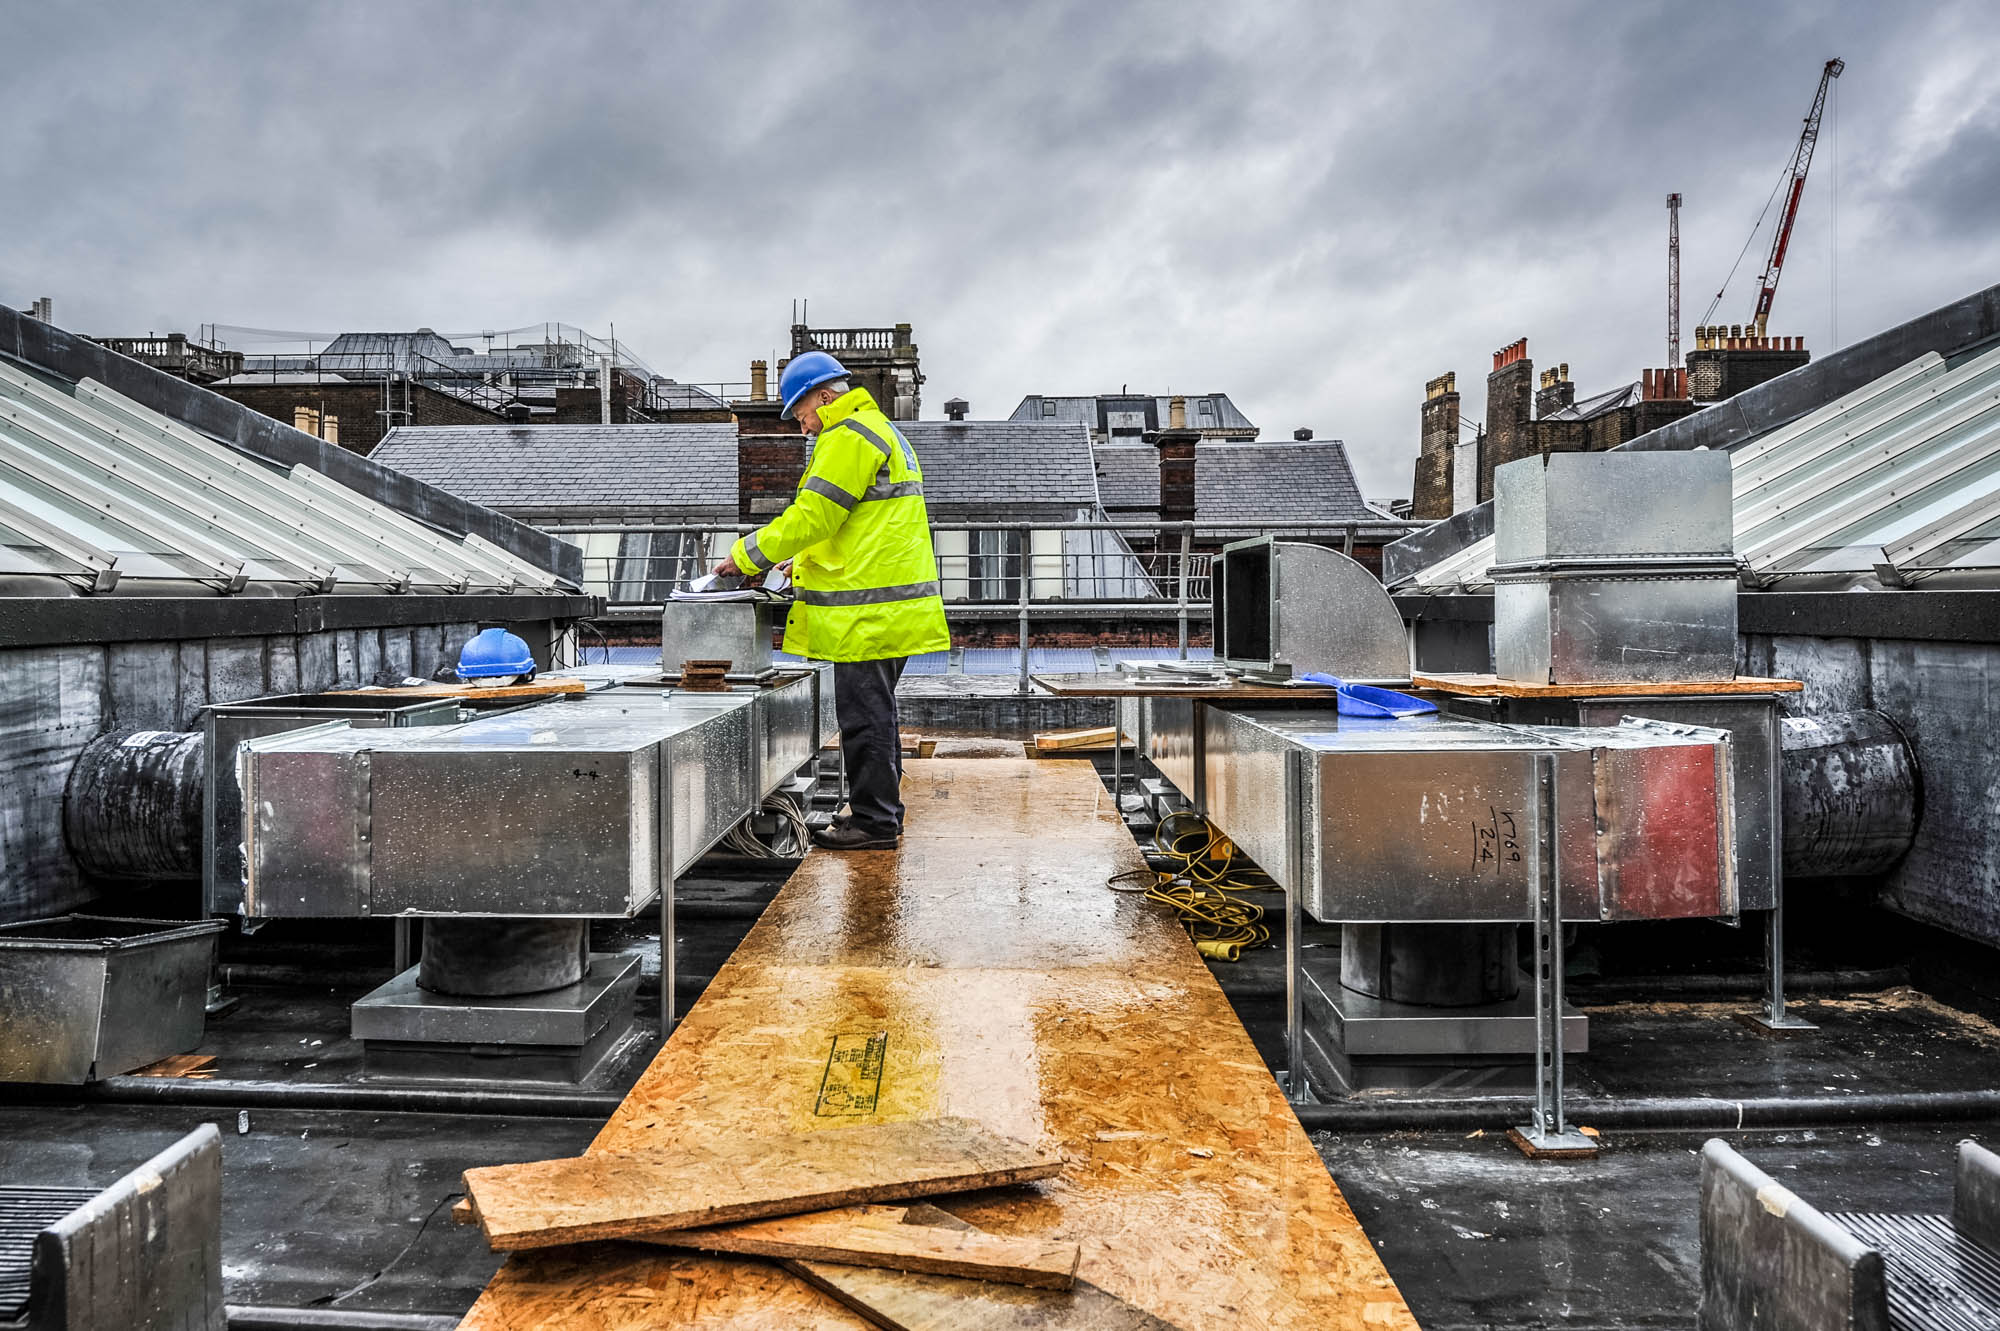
[811,824,900,851]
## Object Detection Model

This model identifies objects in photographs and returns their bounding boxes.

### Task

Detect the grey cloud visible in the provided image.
[2,0,1994,496]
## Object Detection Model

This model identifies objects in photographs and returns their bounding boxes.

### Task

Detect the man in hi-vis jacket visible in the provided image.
[715,350,949,850]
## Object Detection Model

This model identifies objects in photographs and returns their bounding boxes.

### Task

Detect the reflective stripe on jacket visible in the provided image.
[731,386,951,663]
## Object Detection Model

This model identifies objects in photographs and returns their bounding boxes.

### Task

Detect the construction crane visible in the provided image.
[1667,193,1682,368]
[1751,57,1844,337]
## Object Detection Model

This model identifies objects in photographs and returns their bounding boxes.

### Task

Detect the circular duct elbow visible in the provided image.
[64,729,207,883]
[1780,710,1920,879]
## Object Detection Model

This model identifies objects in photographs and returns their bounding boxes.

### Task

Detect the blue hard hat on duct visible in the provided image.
[456,627,536,680]
[779,350,849,418]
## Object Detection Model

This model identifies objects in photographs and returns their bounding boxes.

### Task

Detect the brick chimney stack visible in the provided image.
[1477,339,1534,504]
[733,358,802,524]
[1687,325,1810,403]
[1410,372,1460,520]
[1535,363,1574,416]
[1155,393,1198,526]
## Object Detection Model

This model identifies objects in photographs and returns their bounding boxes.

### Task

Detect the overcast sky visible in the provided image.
[6,1,1997,497]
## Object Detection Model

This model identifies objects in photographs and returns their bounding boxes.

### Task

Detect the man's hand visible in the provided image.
[713,554,742,577]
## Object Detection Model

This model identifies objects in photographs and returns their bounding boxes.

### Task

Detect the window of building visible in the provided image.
[1041,397,1056,417]
[967,529,1022,602]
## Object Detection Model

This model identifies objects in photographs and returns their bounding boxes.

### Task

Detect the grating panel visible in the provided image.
[0,1186,96,1320]
[1830,1212,2000,1331]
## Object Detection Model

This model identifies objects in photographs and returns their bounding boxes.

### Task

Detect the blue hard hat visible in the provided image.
[456,627,536,679]
[779,350,849,418]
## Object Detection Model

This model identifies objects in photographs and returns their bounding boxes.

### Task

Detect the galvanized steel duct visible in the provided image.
[1780,710,1920,878]
[63,728,205,883]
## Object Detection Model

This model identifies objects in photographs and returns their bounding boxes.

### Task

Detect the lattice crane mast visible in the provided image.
[1751,57,1843,337]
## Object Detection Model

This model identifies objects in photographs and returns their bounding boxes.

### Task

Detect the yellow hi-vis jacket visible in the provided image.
[731,386,951,662]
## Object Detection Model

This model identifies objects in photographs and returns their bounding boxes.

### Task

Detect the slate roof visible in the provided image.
[371,424,739,520]
[1092,440,1395,532]
[806,420,1099,518]
[898,420,1098,516]
[1094,444,1162,512]
[1009,393,1257,438]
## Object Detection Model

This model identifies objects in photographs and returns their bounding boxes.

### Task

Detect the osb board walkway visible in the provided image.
[1412,671,1802,698]
[458,759,1415,1330]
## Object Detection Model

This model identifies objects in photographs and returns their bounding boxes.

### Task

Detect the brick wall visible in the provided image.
[212,381,500,455]
[1688,346,1811,403]
[739,434,807,521]
[1155,434,1197,524]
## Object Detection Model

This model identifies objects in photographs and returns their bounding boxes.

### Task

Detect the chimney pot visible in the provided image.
[1168,395,1187,431]
[749,359,768,401]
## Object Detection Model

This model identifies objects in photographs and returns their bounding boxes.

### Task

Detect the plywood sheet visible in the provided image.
[642,1205,1080,1289]
[1413,671,1802,698]
[788,1205,1171,1328]
[465,1118,1060,1250]
[457,759,1417,1330]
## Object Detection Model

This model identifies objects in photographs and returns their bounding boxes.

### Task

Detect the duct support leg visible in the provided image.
[1747,899,1817,1034]
[659,744,676,1036]
[1515,751,1596,1157]
[1751,702,1814,1035]
[1282,748,1312,1105]
[1111,701,1124,814]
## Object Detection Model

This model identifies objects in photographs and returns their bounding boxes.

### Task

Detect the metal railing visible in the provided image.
[550,519,1425,691]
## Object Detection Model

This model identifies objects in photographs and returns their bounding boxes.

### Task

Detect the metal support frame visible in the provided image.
[1516,751,1596,1154]
[1015,521,1031,695]
[658,739,677,1035]
[1281,747,1312,1104]
[1749,704,1815,1033]
[1110,701,1123,811]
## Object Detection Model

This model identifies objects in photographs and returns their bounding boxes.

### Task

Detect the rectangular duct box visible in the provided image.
[1491,453,1739,685]
[661,599,780,678]
[239,691,760,918]
[1212,537,1411,684]
[204,692,463,915]
[0,916,225,1083]
[1442,692,1781,913]
[1184,706,1735,926]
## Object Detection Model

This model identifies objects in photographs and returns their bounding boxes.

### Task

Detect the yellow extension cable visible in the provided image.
[1109,811,1275,962]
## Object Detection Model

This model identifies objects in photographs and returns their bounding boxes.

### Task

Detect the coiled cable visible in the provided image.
[1109,811,1275,961]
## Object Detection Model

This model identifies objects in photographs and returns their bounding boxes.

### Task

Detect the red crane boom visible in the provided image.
[1753,57,1844,337]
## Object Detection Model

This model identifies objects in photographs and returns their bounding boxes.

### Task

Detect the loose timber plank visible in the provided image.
[1031,673,1337,699]
[328,677,588,701]
[457,759,1417,1330]
[788,1205,1177,1329]
[1412,670,1802,698]
[640,1205,1080,1289]
[1032,726,1117,752]
[465,1118,1059,1250]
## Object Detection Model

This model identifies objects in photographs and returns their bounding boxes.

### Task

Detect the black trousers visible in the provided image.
[834,657,908,836]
